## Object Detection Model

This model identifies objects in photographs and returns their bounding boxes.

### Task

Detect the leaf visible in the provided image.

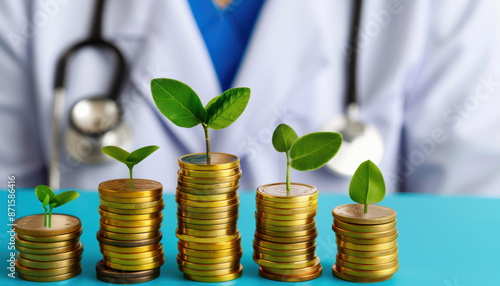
[50,191,79,208]
[349,160,386,208]
[42,194,50,210]
[35,185,55,203]
[290,132,342,171]
[127,145,159,165]
[272,124,299,153]
[102,146,130,164]
[206,87,250,130]
[151,78,207,128]
[205,95,220,109]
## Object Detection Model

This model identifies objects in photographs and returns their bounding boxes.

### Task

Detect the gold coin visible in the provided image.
[337,239,397,251]
[99,207,162,221]
[15,260,81,277]
[183,264,243,282]
[255,214,315,226]
[177,209,238,220]
[335,263,398,278]
[253,236,316,250]
[17,253,81,269]
[15,235,79,249]
[255,230,317,243]
[178,252,242,264]
[257,183,318,202]
[256,204,317,215]
[177,185,239,195]
[104,252,164,266]
[179,153,240,171]
[259,265,322,282]
[179,235,241,251]
[337,232,398,245]
[100,203,164,215]
[97,231,162,247]
[100,199,164,210]
[337,251,399,265]
[99,229,160,241]
[257,211,317,221]
[332,224,397,239]
[178,180,239,189]
[178,245,242,258]
[16,228,82,243]
[179,264,241,277]
[180,167,240,178]
[101,245,164,260]
[253,256,318,269]
[253,243,315,257]
[332,204,396,225]
[178,171,242,184]
[338,245,398,258]
[177,214,238,225]
[99,242,162,253]
[332,264,393,282]
[98,179,162,198]
[261,258,321,275]
[334,219,397,233]
[14,214,81,236]
[176,230,240,243]
[336,256,399,271]
[96,271,160,284]
[15,242,80,255]
[176,195,239,208]
[103,256,164,271]
[256,227,317,238]
[178,221,236,230]
[178,202,239,213]
[99,221,161,233]
[177,226,238,237]
[99,194,162,204]
[256,197,317,209]
[254,252,316,263]
[177,255,240,271]
[17,265,81,282]
[176,190,237,201]
[257,221,316,232]
[100,215,163,227]
[19,242,83,262]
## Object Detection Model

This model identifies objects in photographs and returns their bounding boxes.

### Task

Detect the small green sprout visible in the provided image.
[35,185,79,228]
[349,160,386,213]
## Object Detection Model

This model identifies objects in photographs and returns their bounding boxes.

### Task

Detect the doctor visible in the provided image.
[1,0,500,195]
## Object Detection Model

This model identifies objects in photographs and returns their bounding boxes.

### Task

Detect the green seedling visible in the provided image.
[349,160,386,213]
[102,145,159,191]
[272,123,343,195]
[151,78,250,164]
[35,185,79,228]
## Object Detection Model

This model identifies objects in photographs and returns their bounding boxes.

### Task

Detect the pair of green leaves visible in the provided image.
[349,160,386,213]
[272,124,343,192]
[151,78,250,130]
[35,185,79,228]
[102,145,159,191]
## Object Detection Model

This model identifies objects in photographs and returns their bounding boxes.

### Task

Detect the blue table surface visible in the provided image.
[1,189,499,285]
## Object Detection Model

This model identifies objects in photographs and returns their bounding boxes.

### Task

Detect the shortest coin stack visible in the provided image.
[332,204,399,283]
[253,183,322,282]
[97,179,165,284]
[14,214,83,282]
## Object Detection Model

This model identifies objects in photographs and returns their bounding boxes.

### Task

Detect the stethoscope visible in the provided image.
[49,0,132,189]
[321,0,384,176]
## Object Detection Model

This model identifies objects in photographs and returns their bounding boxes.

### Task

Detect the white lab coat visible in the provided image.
[1,0,500,195]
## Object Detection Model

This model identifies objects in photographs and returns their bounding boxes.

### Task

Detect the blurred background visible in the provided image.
[1,0,500,196]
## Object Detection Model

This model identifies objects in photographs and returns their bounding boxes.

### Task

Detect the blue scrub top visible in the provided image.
[188,0,265,91]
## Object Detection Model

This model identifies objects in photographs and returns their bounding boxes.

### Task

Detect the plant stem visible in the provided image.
[203,124,211,165]
[129,167,134,191]
[43,209,47,227]
[286,151,291,196]
[49,206,54,228]
[364,203,368,213]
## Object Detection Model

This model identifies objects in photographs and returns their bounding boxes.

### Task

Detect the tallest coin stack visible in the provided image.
[176,153,243,282]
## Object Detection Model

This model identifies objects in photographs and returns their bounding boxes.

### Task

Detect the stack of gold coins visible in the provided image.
[176,153,243,282]
[253,183,322,282]
[14,214,83,282]
[96,179,164,284]
[332,204,399,283]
